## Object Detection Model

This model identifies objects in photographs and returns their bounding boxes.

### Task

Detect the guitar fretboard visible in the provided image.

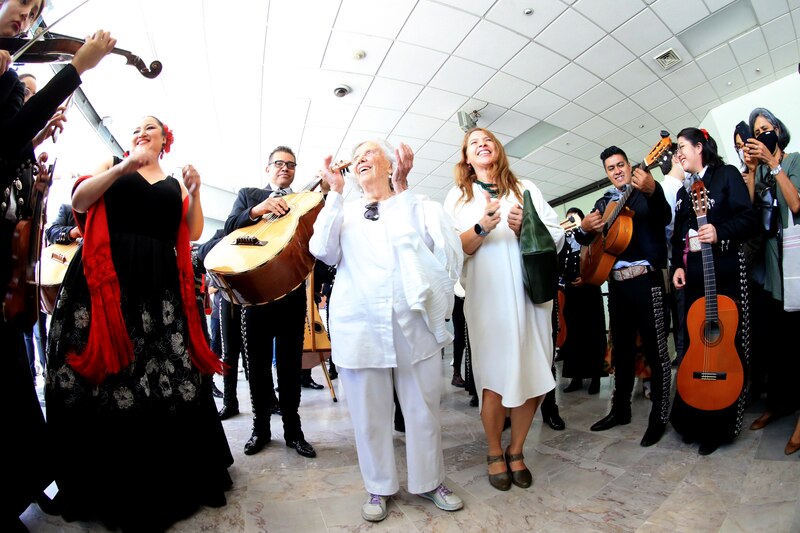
[696,214,718,323]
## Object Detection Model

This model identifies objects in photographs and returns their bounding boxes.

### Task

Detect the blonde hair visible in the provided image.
[453,127,523,205]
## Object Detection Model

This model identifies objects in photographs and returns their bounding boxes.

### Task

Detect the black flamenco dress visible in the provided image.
[45,173,233,532]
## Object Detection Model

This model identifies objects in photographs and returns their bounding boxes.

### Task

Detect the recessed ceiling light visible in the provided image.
[523,8,533,16]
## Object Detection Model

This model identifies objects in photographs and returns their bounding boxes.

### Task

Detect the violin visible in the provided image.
[0,32,162,78]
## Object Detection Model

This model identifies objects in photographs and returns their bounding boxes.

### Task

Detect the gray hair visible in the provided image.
[748,107,791,150]
[351,139,396,168]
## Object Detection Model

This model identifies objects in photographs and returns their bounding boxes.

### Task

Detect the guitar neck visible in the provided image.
[696,214,718,322]
[604,185,633,230]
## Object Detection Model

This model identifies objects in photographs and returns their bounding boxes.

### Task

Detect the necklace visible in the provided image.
[476,179,498,198]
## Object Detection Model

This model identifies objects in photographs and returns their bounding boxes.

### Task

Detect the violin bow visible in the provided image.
[11,0,94,63]
[51,93,74,143]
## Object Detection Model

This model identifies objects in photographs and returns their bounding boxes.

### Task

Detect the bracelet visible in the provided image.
[770,164,782,176]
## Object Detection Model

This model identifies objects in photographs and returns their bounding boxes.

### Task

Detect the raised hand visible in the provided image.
[480,190,501,233]
[390,143,414,193]
[71,30,117,75]
[319,155,345,194]
[182,164,201,197]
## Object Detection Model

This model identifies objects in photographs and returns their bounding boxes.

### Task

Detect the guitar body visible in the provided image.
[677,294,743,411]
[3,219,38,328]
[580,208,634,286]
[38,241,80,314]
[204,191,324,306]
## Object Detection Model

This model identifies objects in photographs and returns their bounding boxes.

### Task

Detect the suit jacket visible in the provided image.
[45,203,78,245]
[224,185,286,234]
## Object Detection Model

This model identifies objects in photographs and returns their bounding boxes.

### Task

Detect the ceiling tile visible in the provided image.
[524,146,565,165]
[397,0,479,53]
[696,44,738,79]
[621,113,663,136]
[432,162,458,178]
[322,31,393,75]
[435,0,496,16]
[488,110,540,137]
[770,40,800,69]
[619,138,652,160]
[535,9,606,60]
[649,97,691,124]
[418,174,456,189]
[751,0,791,24]
[704,0,736,11]
[264,26,330,69]
[408,158,441,174]
[762,14,797,48]
[630,80,676,109]
[575,82,626,113]
[387,135,427,153]
[545,102,595,130]
[393,113,446,138]
[408,87,469,120]
[601,99,648,126]
[306,100,359,128]
[549,153,585,171]
[513,87,568,119]
[664,111,696,134]
[569,140,605,161]
[485,0,569,38]
[458,102,508,127]
[741,53,776,84]
[475,72,536,109]
[679,82,719,109]
[691,100,719,121]
[350,106,403,132]
[594,127,634,148]
[612,8,674,56]
[607,60,660,93]
[573,0,647,32]
[663,61,708,94]
[454,20,530,69]
[546,131,591,153]
[570,160,602,178]
[541,63,601,100]
[362,77,424,111]
[511,159,544,176]
[416,141,460,161]
[335,0,417,39]
[378,42,449,85]
[431,120,467,146]
[729,28,769,64]
[573,115,617,139]
[709,68,748,97]
[651,0,710,33]
[503,42,570,85]
[429,56,497,96]
[575,36,637,78]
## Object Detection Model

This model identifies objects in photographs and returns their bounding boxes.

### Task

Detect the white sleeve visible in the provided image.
[309,191,345,267]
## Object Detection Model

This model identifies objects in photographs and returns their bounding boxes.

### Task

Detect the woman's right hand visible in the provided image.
[0,50,11,75]
[320,155,345,194]
[120,149,155,174]
[480,191,501,232]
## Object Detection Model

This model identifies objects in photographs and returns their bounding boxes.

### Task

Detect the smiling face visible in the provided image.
[131,117,165,156]
[676,136,703,174]
[465,129,498,171]
[0,0,44,37]
[352,141,392,189]
[603,153,632,189]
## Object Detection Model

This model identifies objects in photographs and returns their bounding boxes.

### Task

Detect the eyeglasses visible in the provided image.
[364,202,379,221]
[23,87,36,98]
[271,160,297,170]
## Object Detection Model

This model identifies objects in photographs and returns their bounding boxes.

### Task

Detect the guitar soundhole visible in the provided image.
[704,320,721,343]
[313,323,324,333]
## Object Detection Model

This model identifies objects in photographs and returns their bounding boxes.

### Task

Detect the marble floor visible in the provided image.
[23,350,800,533]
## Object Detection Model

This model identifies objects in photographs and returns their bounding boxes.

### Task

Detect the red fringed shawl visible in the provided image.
[66,175,223,384]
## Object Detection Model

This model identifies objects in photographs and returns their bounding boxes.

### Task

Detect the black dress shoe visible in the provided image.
[211,382,224,398]
[244,432,270,455]
[587,377,600,395]
[270,404,283,416]
[301,378,324,390]
[640,422,666,447]
[590,411,631,432]
[469,395,479,407]
[543,412,566,431]
[563,378,582,393]
[218,405,239,420]
[328,369,338,380]
[287,438,316,458]
[698,441,720,455]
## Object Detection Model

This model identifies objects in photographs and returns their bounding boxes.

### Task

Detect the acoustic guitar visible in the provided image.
[579,134,673,286]
[204,160,350,306]
[676,180,744,411]
[302,268,337,402]
[38,240,79,314]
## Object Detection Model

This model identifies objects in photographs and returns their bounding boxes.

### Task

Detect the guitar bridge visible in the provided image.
[232,236,267,246]
[51,252,68,264]
[692,372,727,381]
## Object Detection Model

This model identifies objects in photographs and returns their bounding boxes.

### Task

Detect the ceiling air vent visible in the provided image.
[654,48,681,70]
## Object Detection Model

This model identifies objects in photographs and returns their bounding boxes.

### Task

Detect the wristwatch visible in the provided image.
[474,223,490,237]
[770,164,782,176]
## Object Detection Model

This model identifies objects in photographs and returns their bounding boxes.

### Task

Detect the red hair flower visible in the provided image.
[161,123,175,159]
[700,128,709,140]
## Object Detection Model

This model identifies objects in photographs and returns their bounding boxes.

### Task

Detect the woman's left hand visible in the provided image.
[697,222,717,244]
[182,164,201,197]
[391,142,414,193]
[745,138,778,168]
[508,203,522,237]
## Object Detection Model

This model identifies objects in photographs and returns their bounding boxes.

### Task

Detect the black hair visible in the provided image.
[268,146,296,164]
[748,107,791,150]
[599,146,628,166]
[677,127,724,168]
[566,207,584,219]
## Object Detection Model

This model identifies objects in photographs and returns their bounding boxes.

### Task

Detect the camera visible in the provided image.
[333,85,351,98]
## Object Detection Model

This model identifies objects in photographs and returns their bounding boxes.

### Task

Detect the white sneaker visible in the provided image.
[419,483,463,511]
[361,493,388,522]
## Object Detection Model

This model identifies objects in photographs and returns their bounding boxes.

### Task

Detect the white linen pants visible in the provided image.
[340,351,444,496]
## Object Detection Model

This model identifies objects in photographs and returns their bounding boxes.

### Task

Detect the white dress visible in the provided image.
[443,180,565,408]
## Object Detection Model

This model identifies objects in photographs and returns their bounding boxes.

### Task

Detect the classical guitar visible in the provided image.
[3,154,53,328]
[38,239,79,314]
[676,180,744,411]
[579,133,673,286]
[301,268,337,402]
[204,160,351,306]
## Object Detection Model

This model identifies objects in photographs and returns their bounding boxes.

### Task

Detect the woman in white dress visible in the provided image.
[443,128,564,491]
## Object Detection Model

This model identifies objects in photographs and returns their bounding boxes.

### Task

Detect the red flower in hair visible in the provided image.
[160,123,175,159]
[700,128,709,140]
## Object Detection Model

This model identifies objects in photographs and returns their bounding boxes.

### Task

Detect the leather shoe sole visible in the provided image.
[640,423,666,447]
[287,439,317,458]
[244,433,270,455]
[218,406,239,420]
[590,412,631,432]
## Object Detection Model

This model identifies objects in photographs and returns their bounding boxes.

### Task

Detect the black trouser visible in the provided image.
[540,364,559,419]
[608,270,671,426]
[242,287,306,442]
[452,296,466,376]
[219,298,244,409]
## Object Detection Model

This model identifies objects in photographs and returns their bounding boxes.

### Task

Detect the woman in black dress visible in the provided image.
[670,127,759,455]
[558,207,607,394]
[45,116,232,532]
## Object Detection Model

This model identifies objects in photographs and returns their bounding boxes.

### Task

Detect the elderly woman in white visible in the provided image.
[309,140,464,522]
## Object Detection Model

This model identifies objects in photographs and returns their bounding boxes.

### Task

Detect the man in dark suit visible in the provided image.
[45,202,81,245]
[223,145,315,458]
